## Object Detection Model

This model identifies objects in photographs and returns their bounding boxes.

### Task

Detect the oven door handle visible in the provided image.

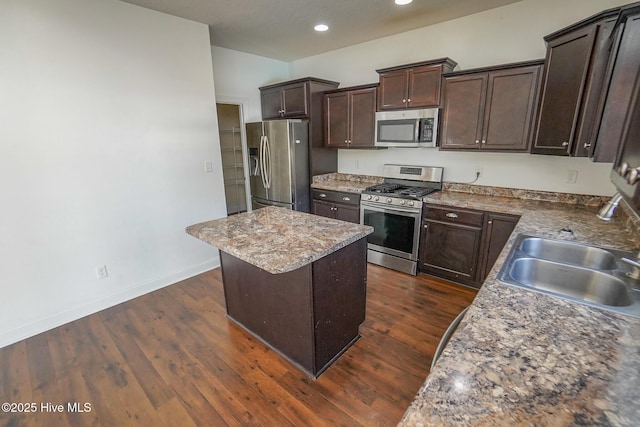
[361,203,421,216]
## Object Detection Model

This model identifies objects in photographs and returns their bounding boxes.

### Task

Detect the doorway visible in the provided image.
[216,103,248,215]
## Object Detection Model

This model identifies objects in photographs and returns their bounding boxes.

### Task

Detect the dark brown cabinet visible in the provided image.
[532,9,619,156]
[324,84,377,149]
[419,204,518,288]
[260,78,338,119]
[440,61,543,152]
[595,7,640,165]
[312,190,360,223]
[610,9,640,214]
[376,58,457,110]
[478,213,520,280]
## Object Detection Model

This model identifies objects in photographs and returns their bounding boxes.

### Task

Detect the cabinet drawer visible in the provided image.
[312,190,360,206]
[423,205,484,227]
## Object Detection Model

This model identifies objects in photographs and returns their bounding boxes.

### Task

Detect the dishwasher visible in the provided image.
[431,306,470,370]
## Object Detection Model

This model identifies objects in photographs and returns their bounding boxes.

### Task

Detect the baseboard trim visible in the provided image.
[0,258,220,349]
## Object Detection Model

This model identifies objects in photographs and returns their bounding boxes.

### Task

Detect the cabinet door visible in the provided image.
[482,66,541,151]
[312,200,336,219]
[440,74,487,150]
[594,14,640,163]
[282,83,308,117]
[419,220,483,284]
[378,70,408,110]
[407,65,442,108]
[349,88,377,148]
[261,87,284,119]
[532,25,597,155]
[335,204,361,224]
[479,213,519,280]
[325,92,350,148]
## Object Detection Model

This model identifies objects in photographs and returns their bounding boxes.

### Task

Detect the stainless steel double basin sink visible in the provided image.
[498,234,640,318]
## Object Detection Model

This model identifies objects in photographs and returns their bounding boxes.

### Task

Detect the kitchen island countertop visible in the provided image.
[399,190,640,426]
[186,206,373,274]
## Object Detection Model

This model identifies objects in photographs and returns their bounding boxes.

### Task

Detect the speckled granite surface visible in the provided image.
[186,206,373,274]
[311,173,383,193]
[400,191,640,426]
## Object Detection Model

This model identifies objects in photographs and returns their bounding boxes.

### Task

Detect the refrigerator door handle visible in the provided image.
[264,135,272,189]
[259,135,268,189]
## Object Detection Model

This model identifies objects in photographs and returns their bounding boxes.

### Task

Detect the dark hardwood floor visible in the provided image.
[0,264,476,427]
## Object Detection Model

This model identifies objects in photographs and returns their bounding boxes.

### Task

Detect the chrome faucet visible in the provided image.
[597,193,623,221]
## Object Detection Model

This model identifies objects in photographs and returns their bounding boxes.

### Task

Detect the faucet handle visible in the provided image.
[622,257,640,280]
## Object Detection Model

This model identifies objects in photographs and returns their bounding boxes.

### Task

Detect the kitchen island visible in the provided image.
[186,206,373,378]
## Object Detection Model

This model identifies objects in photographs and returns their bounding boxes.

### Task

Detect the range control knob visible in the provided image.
[619,162,631,177]
[366,194,372,200]
[400,200,406,205]
[628,168,640,185]
[386,197,392,203]
[374,196,380,201]
[408,201,415,207]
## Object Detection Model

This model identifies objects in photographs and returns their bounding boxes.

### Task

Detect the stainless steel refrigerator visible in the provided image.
[246,120,310,212]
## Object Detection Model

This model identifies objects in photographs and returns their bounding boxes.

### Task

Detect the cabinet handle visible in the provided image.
[423,224,429,229]
[445,213,459,219]
[561,141,569,147]
[584,142,592,149]
[475,140,480,144]
[319,193,327,198]
[345,140,348,143]
[402,99,406,103]
[342,196,351,201]
[407,98,411,103]
[481,140,486,144]
[488,220,493,224]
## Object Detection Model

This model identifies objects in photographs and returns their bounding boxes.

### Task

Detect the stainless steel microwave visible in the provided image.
[374,108,439,148]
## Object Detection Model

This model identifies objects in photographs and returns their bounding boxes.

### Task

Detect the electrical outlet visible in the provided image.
[96,265,108,280]
[566,170,578,184]
[204,160,213,173]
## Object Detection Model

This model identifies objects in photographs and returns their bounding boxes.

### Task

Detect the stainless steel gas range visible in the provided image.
[360,164,443,275]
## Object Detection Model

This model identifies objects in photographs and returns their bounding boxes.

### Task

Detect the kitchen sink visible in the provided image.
[498,234,640,318]
[519,237,618,270]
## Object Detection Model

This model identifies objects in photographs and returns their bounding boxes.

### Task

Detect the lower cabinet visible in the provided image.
[312,189,360,224]
[419,204,518,288]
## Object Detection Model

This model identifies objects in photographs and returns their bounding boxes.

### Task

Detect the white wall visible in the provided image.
[211,46,290,122]
[0,0,226,348]
[290,0,630,195]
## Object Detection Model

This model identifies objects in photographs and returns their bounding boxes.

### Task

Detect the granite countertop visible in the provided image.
[311,172,383,193]
[186,206,373,274]
[400,190,640,426]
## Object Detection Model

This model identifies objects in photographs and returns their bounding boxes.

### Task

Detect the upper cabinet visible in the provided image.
[532,8,621,157]
[440,60,543,152]
[260,77,339,120]
[376,58,457,110]
[608,7,640,212]
[324,84,378,149]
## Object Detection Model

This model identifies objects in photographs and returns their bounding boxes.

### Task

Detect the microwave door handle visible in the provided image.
[415,120,421,142]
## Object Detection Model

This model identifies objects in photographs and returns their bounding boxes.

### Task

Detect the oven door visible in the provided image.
[360,201,421,260]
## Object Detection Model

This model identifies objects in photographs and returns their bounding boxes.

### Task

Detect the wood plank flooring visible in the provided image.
[0,264,476,427]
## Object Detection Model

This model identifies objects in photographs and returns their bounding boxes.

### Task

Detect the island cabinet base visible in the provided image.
[220,238,367,379]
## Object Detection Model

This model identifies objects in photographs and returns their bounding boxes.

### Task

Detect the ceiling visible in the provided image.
[120,0,524,61]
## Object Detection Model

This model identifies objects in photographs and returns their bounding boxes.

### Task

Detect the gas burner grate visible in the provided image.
[365,183,403,193]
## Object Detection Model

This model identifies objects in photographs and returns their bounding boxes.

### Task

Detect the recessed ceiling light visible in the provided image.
[314,24,329,32]
[395,0,413,5]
